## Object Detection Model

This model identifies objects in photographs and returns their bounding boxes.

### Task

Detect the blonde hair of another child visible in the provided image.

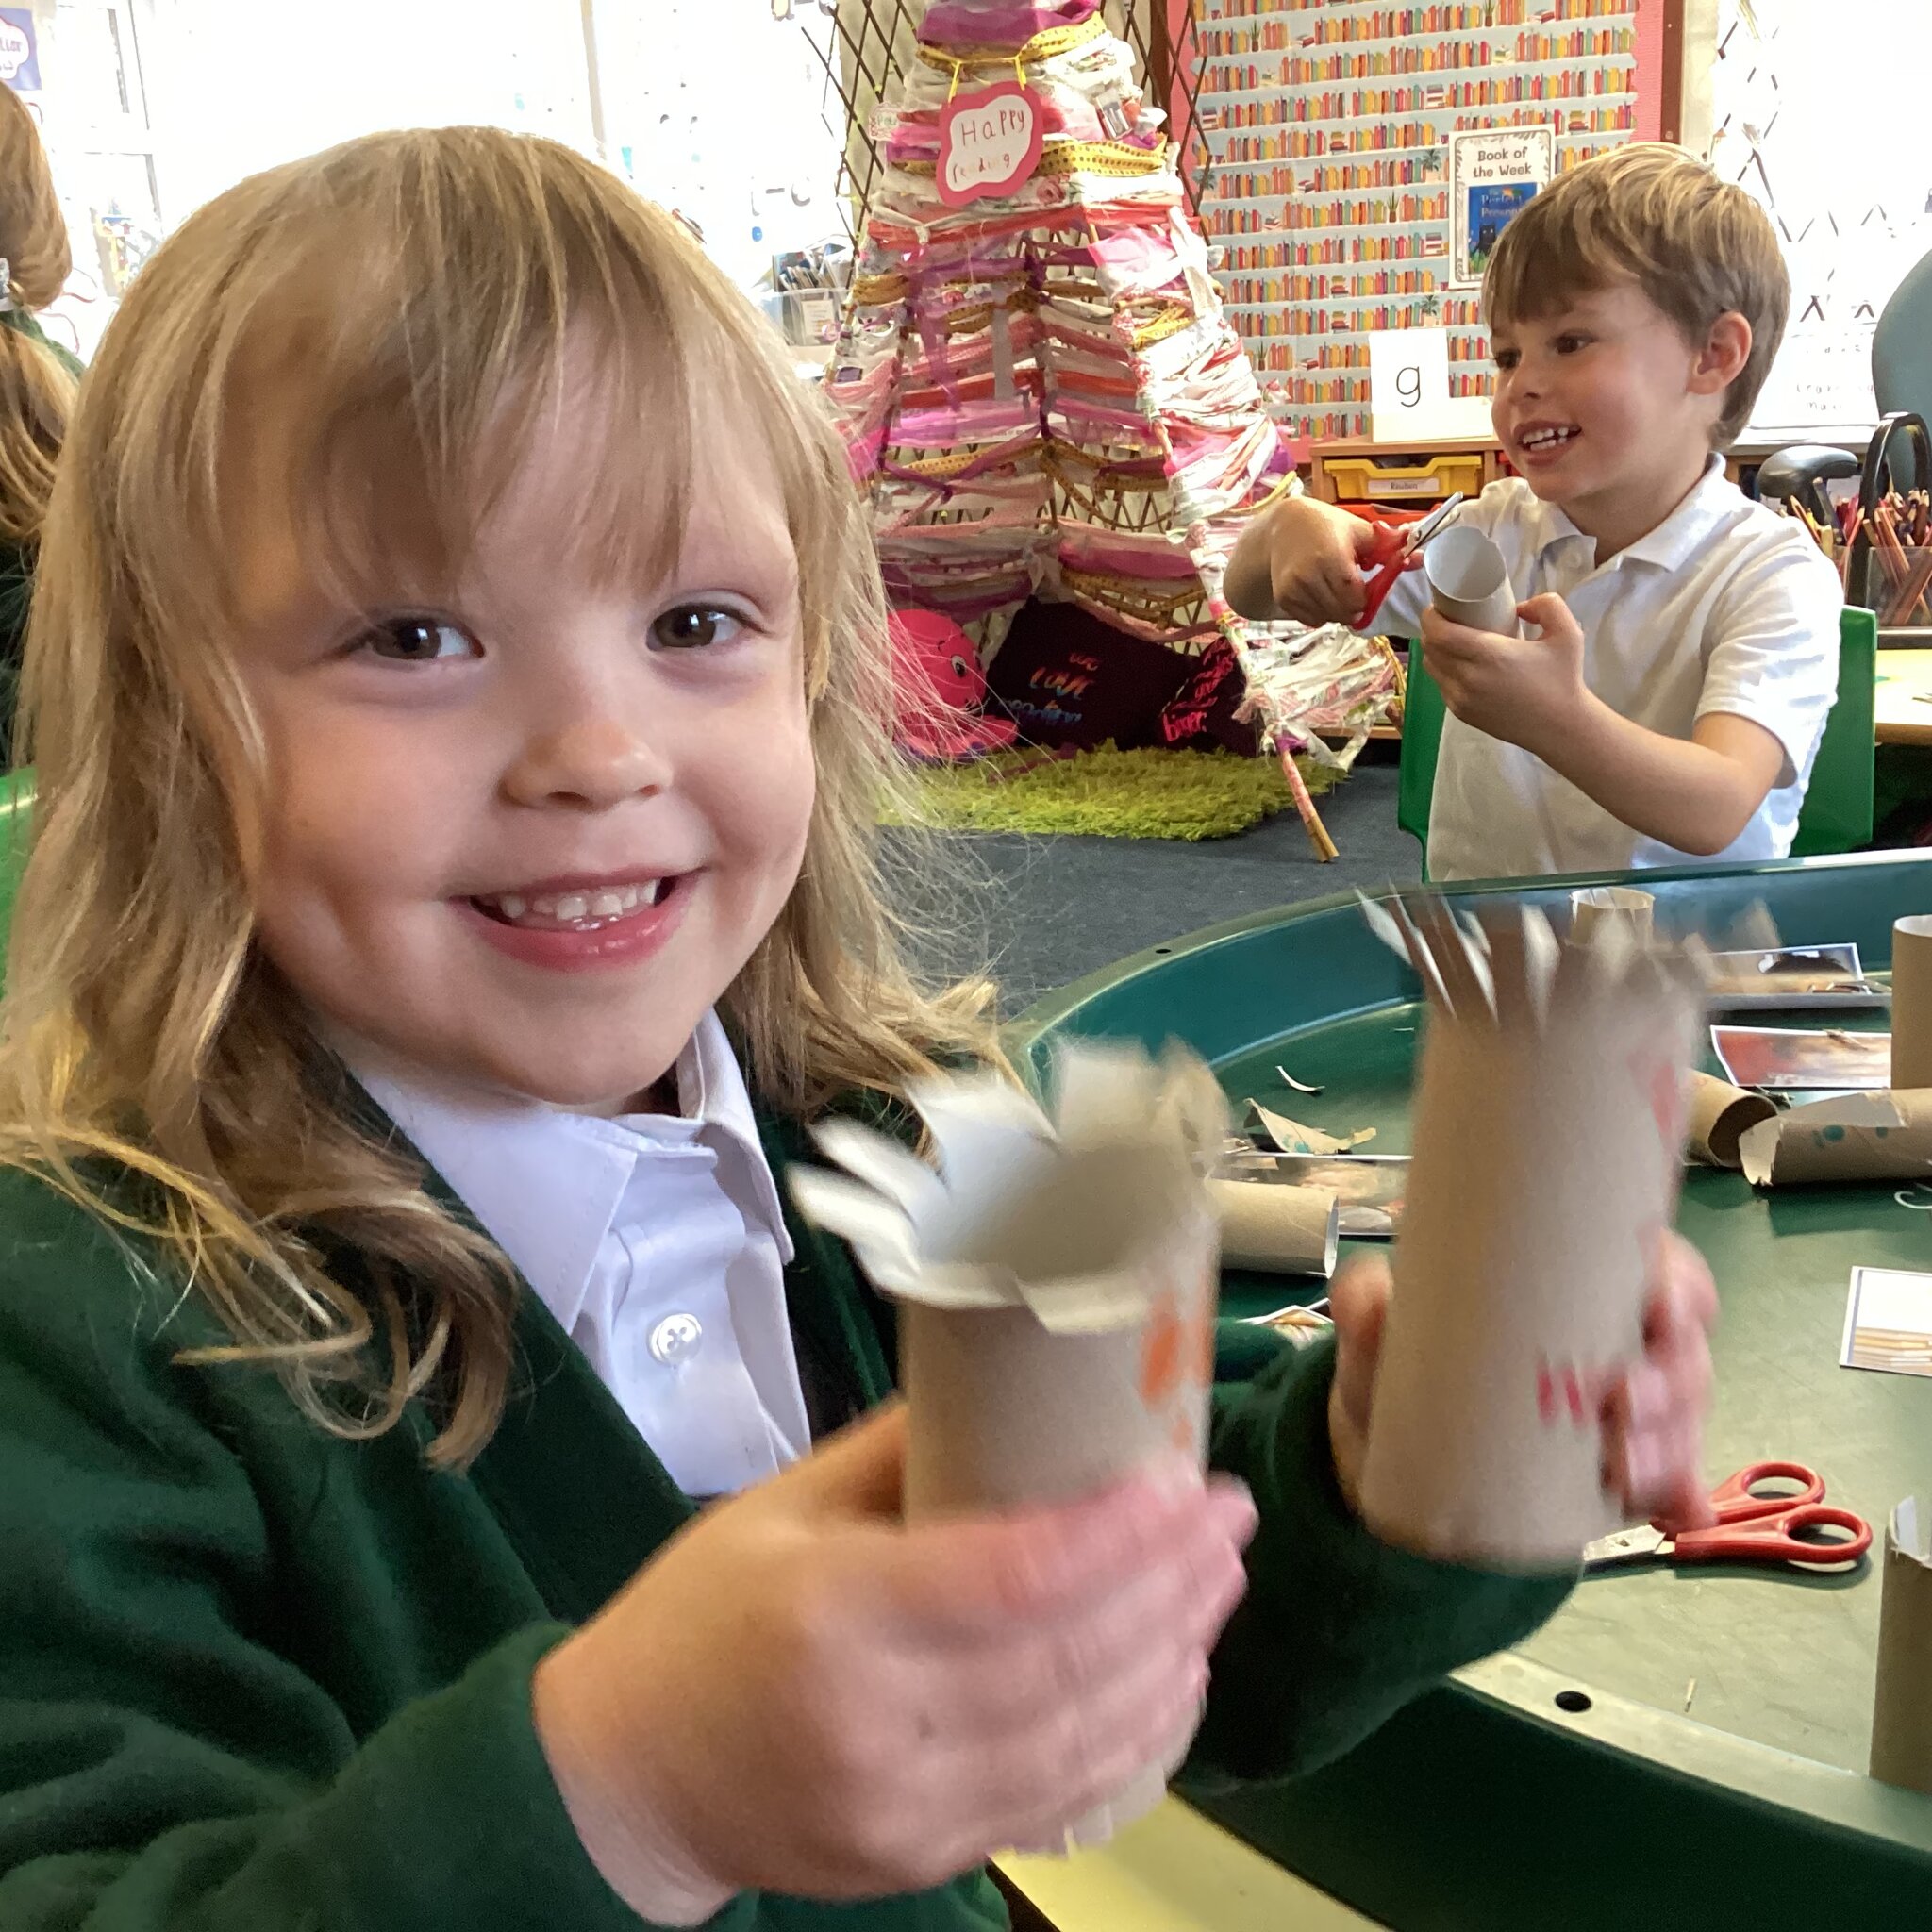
[0,127,997,1467]
[0,82,75,543]
[1482,142,1789,447]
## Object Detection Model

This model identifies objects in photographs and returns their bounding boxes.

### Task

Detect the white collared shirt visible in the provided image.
[345,1011,810,1496]
[1379,456,1845,880]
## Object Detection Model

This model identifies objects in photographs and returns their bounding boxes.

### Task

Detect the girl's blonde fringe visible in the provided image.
[0,128,1001,1468]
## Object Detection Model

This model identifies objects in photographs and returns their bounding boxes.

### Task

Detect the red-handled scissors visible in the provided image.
[1355,492,1464,628]
[1582,1460,1873,1573]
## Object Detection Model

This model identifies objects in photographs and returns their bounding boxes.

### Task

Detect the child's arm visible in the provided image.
[1187,1233,1717,1786]
[1225,494,1406,629]
[1423,594,1789,856]
[0,1190,1256,1929]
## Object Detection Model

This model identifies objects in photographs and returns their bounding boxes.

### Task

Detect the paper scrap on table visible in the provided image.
[1870,1496,1932,1797]
[1245,1097,1376,1155]
[1705,943,1884,1010]
[788,1040,1226,1849]
[1739,1089,1932,1187]
[1710,1024,1892,1092]
[1245,1302,1334,1349]
[1355,892,1706,1569]
[1217,1148,1408,1238]
[1683,1070,1777,1171]
[1840,1266,1932,1378]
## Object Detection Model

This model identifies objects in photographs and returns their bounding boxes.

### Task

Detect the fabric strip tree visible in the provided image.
[824,0,1404,859]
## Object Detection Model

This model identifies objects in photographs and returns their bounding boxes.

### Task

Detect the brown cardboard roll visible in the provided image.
[1890,916,1932,1091]
[1425,525,1519,633]
[1739,1089,1932,1187]
[1572,886,1655,947]
[1684,1069,1777,1170]
[1208,1178,1340,1277]
[1357,900,1704,1570]
[1870,1497,1932,1795]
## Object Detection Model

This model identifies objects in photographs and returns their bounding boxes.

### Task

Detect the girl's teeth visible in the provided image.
[479,880,668,925]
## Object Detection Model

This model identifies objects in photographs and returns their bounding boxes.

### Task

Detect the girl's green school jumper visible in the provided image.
[0,1101,1569,1929]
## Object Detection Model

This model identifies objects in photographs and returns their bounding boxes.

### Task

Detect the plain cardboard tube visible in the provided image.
[1572,887,1655,947]
[1870,1497,1932,1795]
[1684,1070,1777,1170]
[1890,916,1932,1090]
[1208,1178,1340,1277]
[1425,525,1519,634]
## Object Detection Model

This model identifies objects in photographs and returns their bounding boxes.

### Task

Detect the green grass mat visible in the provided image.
[887,745,1341,841]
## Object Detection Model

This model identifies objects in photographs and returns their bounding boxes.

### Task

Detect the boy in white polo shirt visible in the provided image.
[1226,144,1844,881]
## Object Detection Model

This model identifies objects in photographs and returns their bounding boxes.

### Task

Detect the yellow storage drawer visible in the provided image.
[1322,450,1486,503]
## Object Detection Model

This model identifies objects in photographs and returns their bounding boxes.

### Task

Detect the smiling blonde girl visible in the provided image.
[0,129,1718,1931]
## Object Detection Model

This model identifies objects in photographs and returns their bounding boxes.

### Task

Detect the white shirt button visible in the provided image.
[649,1311,704,1365]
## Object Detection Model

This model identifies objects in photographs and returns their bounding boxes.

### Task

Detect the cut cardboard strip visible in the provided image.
[1891,916,1932,1090]
[1208,1178,1339,1277]
[1870,1497,1932,1796]
[1684,1069,1777,1171]
[1245,1098,1376,1155]
[1357,902,1705,1568]
[790,1041,1226,1848]
[1572,886,1654,948]
[1739,1090,1932,1187]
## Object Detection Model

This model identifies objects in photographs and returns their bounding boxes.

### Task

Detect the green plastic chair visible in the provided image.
[1395,606,1877,874]
[0,769,30,953]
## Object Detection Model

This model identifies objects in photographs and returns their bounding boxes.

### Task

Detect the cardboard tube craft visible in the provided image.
[1356,893,1707,1568]
[1571,886,1654,948]
[788,1041,1227,1849]
[1871,1497,1932,1795]
[1890,915,1932,1090]
[1425,525,1520,635]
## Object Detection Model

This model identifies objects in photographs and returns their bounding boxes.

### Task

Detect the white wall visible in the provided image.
[141,0,598,222]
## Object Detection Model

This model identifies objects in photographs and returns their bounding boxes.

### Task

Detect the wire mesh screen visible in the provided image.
[808,1,1207,246]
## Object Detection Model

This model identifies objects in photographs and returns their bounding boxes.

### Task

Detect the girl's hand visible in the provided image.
[1326,1233,1720,1531]
[1419,591,1591,757]
[534,1404,1258,1923]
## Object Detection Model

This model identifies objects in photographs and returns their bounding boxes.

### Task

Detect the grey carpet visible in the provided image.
[892,758,1419,1016]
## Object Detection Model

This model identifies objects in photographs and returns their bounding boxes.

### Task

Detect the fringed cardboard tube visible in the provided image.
[1358,908,1702,1569]
[1572,886,1655,947]
[1684,1070,1777,1170]
[1890,916,1932,1090]
[1870,1497,1932,1796]
[789,1043,1229,1850]
[1208,1178,1339,1277]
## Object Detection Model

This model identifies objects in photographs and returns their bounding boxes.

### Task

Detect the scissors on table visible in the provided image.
[1355,492,1463,629]
[1582,1460,1873,1574]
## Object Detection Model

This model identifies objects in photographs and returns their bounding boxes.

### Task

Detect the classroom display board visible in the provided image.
[1710,0,1932,438]
[1191,0,1666,441]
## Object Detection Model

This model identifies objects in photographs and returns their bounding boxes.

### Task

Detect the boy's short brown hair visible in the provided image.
[1482,143,1788,446]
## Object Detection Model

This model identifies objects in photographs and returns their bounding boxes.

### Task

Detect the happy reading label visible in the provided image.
[937,81,1044,208]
